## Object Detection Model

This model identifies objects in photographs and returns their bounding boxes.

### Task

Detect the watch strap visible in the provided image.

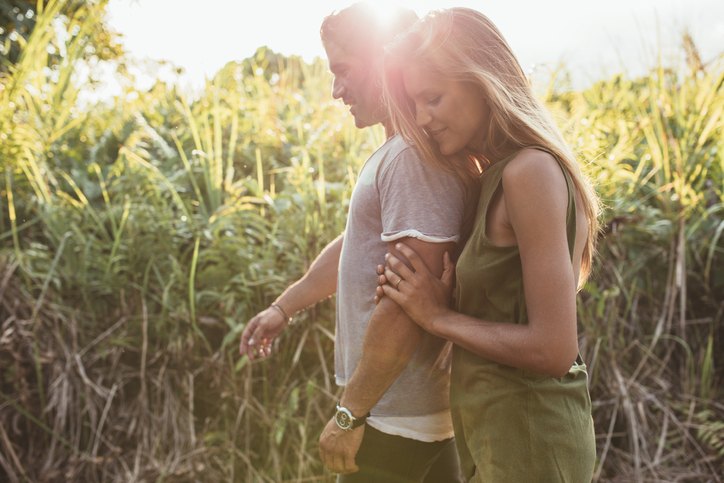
[351,410,371,429]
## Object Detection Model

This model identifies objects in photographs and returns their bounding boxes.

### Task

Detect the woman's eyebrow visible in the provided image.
[409,87,436,99]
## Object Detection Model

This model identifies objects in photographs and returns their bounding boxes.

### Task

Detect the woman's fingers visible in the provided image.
[374,285,385,305]
[394,243,430,276]
[385,251,416,282]
[377,273,388,286]
[440,251,456,288]
[384,266,410,292]
[381,282,404,304]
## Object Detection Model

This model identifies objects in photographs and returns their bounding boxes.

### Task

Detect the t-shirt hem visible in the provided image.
[367,413,455,442]
[334,378,453,421]
[381,230,460,244]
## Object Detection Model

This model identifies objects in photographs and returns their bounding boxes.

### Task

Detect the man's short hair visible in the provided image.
[320,2,418,61]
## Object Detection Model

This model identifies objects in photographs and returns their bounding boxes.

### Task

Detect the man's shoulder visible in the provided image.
[375,135,420,162]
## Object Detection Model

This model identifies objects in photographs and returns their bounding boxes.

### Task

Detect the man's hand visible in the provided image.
[238,234,344,360]
[319,418,365,474]
[239,306,289,360]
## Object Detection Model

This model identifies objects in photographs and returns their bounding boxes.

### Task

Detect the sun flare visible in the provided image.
[366,0,412,29]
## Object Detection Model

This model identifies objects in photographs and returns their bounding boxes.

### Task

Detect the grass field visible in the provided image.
[1,1,723,481]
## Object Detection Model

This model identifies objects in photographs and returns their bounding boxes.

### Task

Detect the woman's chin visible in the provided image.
[438,143,463,156]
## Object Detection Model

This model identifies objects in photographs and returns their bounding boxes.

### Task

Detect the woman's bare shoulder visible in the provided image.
[501,148,566,193]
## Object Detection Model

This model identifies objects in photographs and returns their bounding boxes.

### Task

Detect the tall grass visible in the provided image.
[1,3,723,482]
[550,56,724,481]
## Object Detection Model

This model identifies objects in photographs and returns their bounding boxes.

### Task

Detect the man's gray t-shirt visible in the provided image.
[335,134,465,417]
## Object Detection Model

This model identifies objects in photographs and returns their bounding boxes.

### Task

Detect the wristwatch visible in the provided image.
[334,403,370,431]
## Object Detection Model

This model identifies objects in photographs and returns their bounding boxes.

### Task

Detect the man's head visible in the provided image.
[320,2,418,129]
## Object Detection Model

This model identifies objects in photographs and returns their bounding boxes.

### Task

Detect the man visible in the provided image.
[240,3,465,482]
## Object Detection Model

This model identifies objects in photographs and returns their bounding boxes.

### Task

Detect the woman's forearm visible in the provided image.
[431,309,578,378]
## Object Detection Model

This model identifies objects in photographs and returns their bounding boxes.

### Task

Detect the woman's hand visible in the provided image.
[377,243,455,334]
[374,264,388,305]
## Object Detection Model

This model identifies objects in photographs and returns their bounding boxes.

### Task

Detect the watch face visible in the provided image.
[335,409,352,429]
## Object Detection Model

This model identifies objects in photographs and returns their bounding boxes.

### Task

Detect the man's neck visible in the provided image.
[382,119,395,140]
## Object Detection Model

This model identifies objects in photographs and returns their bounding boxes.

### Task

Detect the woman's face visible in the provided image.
[402,62,489,156]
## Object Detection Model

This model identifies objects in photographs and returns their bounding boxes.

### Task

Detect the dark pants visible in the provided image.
[337,425,463,483]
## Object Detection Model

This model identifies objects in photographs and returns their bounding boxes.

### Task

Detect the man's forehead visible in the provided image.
[325,40,369,70]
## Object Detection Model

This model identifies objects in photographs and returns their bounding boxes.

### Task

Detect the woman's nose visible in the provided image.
[415,105,432,127]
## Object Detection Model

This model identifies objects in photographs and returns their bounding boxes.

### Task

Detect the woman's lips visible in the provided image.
[429,127,445,140]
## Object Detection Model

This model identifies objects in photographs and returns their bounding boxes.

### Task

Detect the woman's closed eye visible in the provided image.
[427,96,441,106]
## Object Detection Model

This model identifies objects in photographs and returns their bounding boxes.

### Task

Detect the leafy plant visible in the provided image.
[0,2,722,482]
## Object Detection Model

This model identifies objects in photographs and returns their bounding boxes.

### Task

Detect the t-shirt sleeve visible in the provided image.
[377,146,465,244]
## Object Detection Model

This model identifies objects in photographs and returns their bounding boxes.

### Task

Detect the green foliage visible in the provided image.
[0,2,723,482]
[0,0,123,72]
[696,408,724,471]
[553,57,724,480]
[1,3,377,481]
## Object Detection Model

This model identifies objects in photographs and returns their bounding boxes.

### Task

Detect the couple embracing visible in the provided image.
[241,3,599,482]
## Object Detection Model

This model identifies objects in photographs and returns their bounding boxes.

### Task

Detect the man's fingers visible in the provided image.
[344,452,359,474]
[332,452,345,474]
[249,323,269,357]
[240,317,259,357]
[320,448,335,473]
[245,341,257,361]
[319,446,326,468]
[340,454,358,474]
[252,338,271,359]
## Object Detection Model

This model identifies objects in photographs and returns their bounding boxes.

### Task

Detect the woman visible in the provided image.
[376,8,599,482]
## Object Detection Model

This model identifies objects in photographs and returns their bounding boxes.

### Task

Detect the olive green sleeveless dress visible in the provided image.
[451,149,596,482]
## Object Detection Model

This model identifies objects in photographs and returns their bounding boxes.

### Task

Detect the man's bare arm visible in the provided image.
[273,233,343,315]
[340,236,454,415]
[318,236,454,474]
[240,233,344,360]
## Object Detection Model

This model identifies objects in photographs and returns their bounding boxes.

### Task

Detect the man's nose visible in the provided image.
[415,105,432,127]
[331,77,345,99]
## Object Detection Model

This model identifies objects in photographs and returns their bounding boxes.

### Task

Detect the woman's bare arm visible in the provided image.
[380,151,581,378]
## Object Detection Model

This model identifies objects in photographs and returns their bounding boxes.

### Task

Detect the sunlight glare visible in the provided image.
[366,0,410,29]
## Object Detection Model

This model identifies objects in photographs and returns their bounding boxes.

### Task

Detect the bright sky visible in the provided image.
[105,0,724,92]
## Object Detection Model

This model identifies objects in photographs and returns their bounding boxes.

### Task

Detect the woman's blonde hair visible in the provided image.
[384,7,600,284]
